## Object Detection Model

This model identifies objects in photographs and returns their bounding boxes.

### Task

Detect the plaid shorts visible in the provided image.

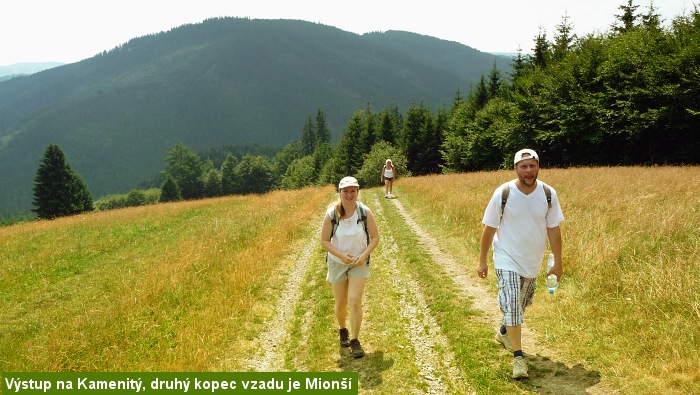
[496,269,537,327]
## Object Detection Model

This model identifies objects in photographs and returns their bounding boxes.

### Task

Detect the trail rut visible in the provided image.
[370,195,469,394]
[239,233,318,372]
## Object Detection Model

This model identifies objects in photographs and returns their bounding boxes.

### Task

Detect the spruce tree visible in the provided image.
[160,175,182,202]
[32,144,93,219]
[220,154,240,195]
[300,116,316,155]
[315,109,331,145]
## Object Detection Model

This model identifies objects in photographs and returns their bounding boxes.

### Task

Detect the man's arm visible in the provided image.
[477,226,497,278]
[546,226,563,279]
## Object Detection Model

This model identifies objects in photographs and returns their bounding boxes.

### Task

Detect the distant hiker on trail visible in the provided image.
[381,159,397,198]
[476,148,565,379]
[320,176,380,358]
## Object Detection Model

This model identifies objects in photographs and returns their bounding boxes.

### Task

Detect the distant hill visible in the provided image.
[0,62,64,81]
[0,17,510,218]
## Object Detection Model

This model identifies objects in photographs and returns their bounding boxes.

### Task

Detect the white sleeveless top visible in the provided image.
[384,166,395,178]
[326,205,368,264]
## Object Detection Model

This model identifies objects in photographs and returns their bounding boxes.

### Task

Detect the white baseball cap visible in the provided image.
[514,149,539,164]
[338,176,360,189]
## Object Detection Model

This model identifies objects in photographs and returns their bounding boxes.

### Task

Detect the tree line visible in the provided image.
[28,1,700,220]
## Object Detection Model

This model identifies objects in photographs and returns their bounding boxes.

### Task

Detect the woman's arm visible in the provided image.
[354,208,380,265]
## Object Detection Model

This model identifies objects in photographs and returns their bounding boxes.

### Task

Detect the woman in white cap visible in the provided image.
[320,176,380,358]
[381,159,397,198]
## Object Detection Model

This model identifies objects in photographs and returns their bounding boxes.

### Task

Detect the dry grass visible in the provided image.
[0,187,335,371]
[2,167,698,394]
[393,166,700,395]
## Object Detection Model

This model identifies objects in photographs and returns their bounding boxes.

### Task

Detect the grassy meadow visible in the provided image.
[393,166,700,394]
[0,188,336,371]
[0,166,698,394]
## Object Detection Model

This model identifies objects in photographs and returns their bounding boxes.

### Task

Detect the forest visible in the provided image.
[16,1,700,218]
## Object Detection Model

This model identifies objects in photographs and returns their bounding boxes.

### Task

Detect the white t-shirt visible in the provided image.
[482,180,565,278]
[327,205,369,264]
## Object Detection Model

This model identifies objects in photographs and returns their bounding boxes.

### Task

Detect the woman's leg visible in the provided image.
[332,280,349,328]
[347,276,367,339]
[387,179,393,195]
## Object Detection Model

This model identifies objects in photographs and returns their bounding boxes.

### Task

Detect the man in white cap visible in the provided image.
[476,149,565,379]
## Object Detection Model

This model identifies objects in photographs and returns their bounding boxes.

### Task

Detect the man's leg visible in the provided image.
[506,324,522,352]
[496,269,533,379]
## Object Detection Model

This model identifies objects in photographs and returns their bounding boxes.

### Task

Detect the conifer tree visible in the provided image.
[379,110,395,144]
[336,111,365,175]
[300,116,316,155]
[488,61,503,98]
[532,28,551,69]
[552,14,576,61]
[220,154,240,195]
[315,109,331,145]
[32,144,93,219]
[203,169,222,197]
[160,175,182,202]
[360,104,378,155]
[613,0,640,33]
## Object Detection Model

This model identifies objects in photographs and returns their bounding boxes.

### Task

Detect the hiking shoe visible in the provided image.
[339,328,350,347]
[495,327,513,352]
[512,356,529,379]
[349,339,365,358]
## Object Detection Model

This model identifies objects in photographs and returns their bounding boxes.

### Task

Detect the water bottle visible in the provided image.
[545,253,558,294]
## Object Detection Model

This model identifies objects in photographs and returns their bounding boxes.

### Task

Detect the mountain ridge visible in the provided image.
[0,17,510,218]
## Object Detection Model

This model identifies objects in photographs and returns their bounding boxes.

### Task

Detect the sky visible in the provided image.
[0,0,695,66]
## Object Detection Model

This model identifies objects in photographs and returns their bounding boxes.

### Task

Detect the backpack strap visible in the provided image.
[543,184,552,210]
[500,183,510,217]
[500,182,552,217]
[356,202,370,244]
[329,209,339,240]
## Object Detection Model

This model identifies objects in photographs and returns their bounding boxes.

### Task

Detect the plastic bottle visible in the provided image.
[545,253,558,294]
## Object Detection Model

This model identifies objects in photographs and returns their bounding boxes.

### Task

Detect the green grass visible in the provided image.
[1,167,698,394]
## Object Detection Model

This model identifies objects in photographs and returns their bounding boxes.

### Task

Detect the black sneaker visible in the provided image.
[349,339,365,358]
[339,328,350,347]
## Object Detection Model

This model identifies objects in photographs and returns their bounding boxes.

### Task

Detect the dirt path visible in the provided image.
[388,198,618,395]
[231,192,618,394]
[240,232,318,372]
[370,195,470,394]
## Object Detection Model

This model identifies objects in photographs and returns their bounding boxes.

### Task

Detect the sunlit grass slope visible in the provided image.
[0,187,336,371]
[393,166,700,395]
[2,167,698,395]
